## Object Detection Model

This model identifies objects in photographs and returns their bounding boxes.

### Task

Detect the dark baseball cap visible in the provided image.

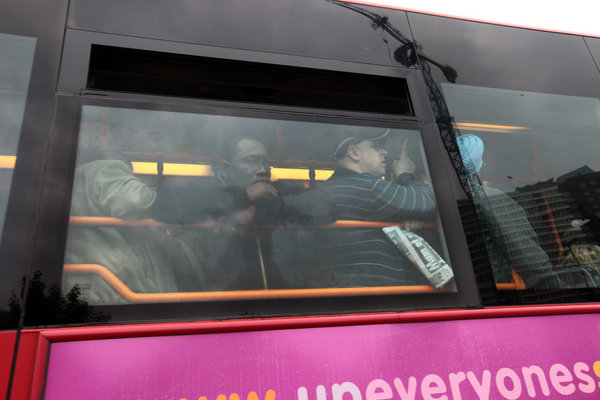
[333,129,389,160]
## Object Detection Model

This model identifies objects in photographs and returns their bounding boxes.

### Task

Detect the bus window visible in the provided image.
[62,105,455,304]
[444,83,600,290]
[0,33,36,241]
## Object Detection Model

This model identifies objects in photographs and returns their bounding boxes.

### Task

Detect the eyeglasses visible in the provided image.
[232,156,271,168]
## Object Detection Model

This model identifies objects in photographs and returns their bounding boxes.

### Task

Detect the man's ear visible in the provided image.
[347,145,360,162]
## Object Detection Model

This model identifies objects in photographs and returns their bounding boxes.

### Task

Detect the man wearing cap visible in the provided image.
[457,134,563,288]
[311,129,437,287]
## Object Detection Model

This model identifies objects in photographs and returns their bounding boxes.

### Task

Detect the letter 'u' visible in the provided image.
[298,385,328,400]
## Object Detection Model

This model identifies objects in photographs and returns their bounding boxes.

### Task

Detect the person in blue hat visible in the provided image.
[456,134,562,288]
[456,134,484,176]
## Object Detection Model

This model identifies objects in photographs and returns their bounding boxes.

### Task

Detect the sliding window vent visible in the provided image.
[87,45,414,115]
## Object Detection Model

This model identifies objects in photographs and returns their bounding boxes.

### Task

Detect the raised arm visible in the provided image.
[323,173,436,221]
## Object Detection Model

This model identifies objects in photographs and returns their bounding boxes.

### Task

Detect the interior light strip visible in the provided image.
[271,167,333,181]
[132,162,333,181]
[0,156,16,169]
[455,122,529,133]
[0,157,333,181]
[132,162,213,176]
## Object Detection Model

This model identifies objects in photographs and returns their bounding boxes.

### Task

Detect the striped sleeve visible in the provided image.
[324,173,436,221]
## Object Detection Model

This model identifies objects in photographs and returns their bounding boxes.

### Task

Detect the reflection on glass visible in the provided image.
[446,83,600,289]
[0,33,36,242]
[408,12,600,98]
[62,106,454,304]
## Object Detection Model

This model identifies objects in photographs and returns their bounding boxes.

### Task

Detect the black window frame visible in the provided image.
[24,30,483,325]
[33,91,480,325]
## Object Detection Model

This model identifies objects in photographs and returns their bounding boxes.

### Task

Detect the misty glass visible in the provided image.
[0,33,36,242]
[62,105,455,305]
[444,82,600,290]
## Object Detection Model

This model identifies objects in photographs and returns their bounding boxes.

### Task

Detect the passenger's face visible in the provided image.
[227,139,270,187]
[354,140,387,177]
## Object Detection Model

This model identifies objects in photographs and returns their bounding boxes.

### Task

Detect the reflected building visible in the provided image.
[459,167,600,292]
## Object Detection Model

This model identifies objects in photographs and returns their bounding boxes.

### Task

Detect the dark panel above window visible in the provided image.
[69,0,415,68]
[87,45,414,115]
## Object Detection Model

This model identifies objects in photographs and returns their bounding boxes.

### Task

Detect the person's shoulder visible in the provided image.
[326,168,375,183]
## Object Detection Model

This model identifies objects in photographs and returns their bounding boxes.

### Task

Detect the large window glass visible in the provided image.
[0,33,36,238]
[62,105,454,305]
[444,83,600,290]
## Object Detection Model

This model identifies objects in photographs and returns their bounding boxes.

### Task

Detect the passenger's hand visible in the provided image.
[213,206,256,234]
[246,181,278,201]
[392,140,416,179]
[231,206,256,226]
[403,220,424,231]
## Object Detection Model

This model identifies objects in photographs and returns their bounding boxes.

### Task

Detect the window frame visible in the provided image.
[28,87,481,325]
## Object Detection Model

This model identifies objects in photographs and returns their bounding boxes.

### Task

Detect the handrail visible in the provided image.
[64,263,521,305]
[63,264,437,303]
[66,217,523,290]
[68,216,437,229]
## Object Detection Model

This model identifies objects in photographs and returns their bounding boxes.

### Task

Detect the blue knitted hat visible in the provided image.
[457,134,484,175]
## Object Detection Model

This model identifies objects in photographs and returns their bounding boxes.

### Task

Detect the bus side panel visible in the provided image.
[42,313,600,400]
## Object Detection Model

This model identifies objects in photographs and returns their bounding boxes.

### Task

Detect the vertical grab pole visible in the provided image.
[256,237,268,289]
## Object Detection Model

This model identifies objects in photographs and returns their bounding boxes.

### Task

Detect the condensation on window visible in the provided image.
[62,105,454,304]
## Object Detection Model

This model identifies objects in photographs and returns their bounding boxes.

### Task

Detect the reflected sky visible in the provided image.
[443,83,600,191]
[408,12,600,98]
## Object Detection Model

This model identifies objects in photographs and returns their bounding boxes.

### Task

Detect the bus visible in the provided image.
[2,0,600,398]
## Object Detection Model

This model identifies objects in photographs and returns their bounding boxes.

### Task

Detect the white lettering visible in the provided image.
[521,365,550,397]
[421,374,448,400]
[332,382,362,400]
[573,362,595,394]
[297,385,327,400]
[549,363,575,395]
[467,370,491,400]
[365,379,393,400]
[448,372,466,400]
[393,377,417,400]
[495,368,522,400]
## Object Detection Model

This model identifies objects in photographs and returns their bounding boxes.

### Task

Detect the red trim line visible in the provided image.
[29,303,600,343]
[0,331,16,399]
[28,334,49,400]
[9,332,42,400]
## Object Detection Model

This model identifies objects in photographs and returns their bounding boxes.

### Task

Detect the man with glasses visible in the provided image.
[311,130,437,287]
[154,135,334,290]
